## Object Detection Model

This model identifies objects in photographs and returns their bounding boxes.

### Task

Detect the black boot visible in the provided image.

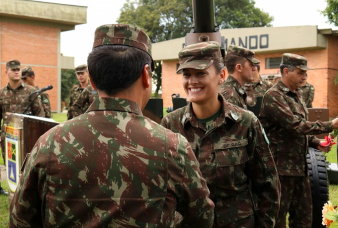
[0,186,8,196]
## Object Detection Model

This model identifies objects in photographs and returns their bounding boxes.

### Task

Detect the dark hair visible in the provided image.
[27,71,35,77]
[280,64,296,76]
[224,55,247,74]
[212,57,225,74]
[87,45,152,96]
[255,64,260,72]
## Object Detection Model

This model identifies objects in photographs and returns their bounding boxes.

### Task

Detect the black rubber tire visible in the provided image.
[307,147,329,228]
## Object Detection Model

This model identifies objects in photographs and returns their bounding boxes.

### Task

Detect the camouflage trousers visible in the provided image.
[275,175,312,228]
[212,215,254,228]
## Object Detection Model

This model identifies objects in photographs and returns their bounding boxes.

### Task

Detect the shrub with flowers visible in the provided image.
[322,201,338,227]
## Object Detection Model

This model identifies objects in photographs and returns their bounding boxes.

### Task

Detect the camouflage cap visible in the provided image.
[281,53,313,70]
[227,45,260,64]
[21,66,33,78]
[6,60,20,70]
[177,41,222,73]
[75,64,87,73]
[92,24,154,69]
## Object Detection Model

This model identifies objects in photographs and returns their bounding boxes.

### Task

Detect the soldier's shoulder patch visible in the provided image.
[43,98,49,104]
[230,110,240,121]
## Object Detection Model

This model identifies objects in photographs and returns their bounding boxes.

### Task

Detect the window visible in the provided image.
[266,57,282,69]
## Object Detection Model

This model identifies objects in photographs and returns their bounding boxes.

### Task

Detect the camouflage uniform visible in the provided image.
[219,45,260,110]
[244,77,273,107]
[71,84,98,118]
[21,66,52,118]
[0,82,45,160]
[161,95,280,227]
[300,82,315,108]
[36,86,51,118]
[67,84,85,120]
[10,24,214,228]
[165,42,280,227]
[259,53,333,228]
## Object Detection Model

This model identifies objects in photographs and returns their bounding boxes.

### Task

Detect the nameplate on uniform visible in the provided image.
[215,138,248,149]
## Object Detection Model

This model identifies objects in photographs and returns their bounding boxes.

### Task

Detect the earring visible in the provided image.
[219,80,222,84]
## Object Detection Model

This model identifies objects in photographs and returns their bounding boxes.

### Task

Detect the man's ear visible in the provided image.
[141,64,151,88]
[283,67,289,76]
[89,74,98,90]
[235,63,242,72]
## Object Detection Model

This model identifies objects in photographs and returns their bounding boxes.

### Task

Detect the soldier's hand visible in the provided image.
[332,118,338,129]
[317,144,332,153]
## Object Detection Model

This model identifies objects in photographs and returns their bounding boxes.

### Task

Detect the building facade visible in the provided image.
[153,26,338,117]
[0,0,86,112]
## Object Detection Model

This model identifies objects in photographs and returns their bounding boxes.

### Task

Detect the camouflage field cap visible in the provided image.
[21,66,33,79]
[75,64,87,73]
[227,45,260,64]
[281,53,313,70]
[177,41,222,73]
[92,24,154,69]
[6,60,20,70]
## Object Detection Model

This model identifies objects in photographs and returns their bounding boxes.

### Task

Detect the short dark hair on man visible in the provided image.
[88,45,152,96]
[280,64,296,76]
[224,55,247,74]
[27,71,35,77]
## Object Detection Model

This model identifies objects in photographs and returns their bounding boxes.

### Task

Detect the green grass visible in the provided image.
[0,180,9,227]
[51,113,67,123]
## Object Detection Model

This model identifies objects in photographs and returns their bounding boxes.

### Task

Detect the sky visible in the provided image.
[35,0,338,66]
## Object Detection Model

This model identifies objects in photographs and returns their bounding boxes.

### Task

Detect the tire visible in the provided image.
[307,147,329,228]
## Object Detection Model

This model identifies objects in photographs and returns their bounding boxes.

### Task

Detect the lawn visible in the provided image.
[1,112,338,227]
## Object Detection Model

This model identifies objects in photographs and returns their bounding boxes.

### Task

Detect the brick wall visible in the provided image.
[1,21,58,112]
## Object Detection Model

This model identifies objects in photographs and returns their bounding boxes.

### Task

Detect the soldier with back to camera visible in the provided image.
[10,24,214,227]
[259,53,338,228]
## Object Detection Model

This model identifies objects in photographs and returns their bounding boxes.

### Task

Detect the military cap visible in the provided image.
[92,24,154,69]
[6,60,20,69]
[21,66,33,79]
[75,64,87,73]
[177,41,222,73]
[227,45,260,64]
[280,53,312,70]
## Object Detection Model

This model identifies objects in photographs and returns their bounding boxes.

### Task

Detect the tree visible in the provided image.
[61,69,78,108]
[117,0,273,95]
[322,0,338,26]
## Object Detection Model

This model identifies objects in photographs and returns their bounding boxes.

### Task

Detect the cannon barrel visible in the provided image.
[192,0,216,33]
[186,0,222,47]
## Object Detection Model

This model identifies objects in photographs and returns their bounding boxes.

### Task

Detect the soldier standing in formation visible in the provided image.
[245,64,273,108]
[10,24,214,227]
[21,66,52,118]
[259,53,338,228]
[0,60,45,196]
[67,64,89,120]
[161,41,280,227]
[300,73,315,108]
[219,45,260,109]
[71,82,98,118]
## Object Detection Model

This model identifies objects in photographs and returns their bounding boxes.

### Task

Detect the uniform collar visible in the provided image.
[6,82,25,90]
[227,75,245,95]
[86,97,142,115]
[276,80,302,96]
[181,94,243,129]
